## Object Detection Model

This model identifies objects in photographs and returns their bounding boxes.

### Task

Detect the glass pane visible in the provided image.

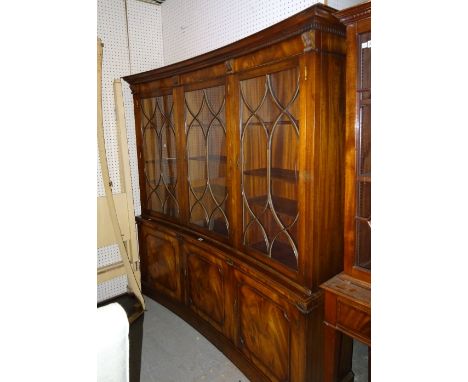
[355,30,371,270]
[240,67,300,270]
[359,32,371,90]
[185,85,229,237]
[359,102,371,176]
[140,95,179,218]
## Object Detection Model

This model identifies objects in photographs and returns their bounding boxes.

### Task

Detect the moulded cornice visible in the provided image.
[122,3,345,86]
[334,1,371,25]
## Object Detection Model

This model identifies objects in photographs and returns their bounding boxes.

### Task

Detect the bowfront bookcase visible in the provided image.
[124,4,348,381]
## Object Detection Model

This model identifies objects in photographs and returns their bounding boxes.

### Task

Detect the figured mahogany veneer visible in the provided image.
[125,4,349,381]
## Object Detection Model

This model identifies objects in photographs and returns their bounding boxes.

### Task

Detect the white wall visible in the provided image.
[97,0,164,302]
[161,0,364,65]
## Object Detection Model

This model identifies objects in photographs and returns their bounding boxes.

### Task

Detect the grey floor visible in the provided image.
[140,296,368,382]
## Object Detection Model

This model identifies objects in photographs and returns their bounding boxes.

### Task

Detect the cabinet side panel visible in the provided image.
[313,42,346,287]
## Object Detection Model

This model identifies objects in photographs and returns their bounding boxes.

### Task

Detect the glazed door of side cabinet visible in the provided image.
[354,29,371,271]
[184,83,230,239]
[184,242,229,335]
[239,64,301,272]
[139,224,182,301]
[233,269,299,382]
[138,93,180,219]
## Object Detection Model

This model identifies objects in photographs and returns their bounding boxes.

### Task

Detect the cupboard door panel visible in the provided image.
[235,271,293,382]
[185,244,226,333]
[140,226,181,301]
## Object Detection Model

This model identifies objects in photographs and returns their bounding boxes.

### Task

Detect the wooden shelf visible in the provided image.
[192,183,227,195]
[186,122,224,128]
[357,173,371,182]
[192,217,229,237]
[247,195,297,217]
[242,120,298,128]
[360,98,371,106]
[250,240,298,270]
[148,178,177,186]
[188,155,227,163]
[321,273,370,308]
[243,167,297,182]
[145,158,177,163]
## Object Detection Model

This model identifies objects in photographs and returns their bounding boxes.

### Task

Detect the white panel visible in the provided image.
[327,0,366,11]
[127,0,165,73]
[97,0,165,300]
[124,0,165,216]
[97,0,130,196]
[161,0,317,65]
[162,0,364,65]
[97,244,121,268]
[97,275,129,302]
[121,81,141,216]
[97,145,105,196]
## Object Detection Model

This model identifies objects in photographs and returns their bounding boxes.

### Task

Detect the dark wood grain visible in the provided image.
[185,245,226,332]
[238,283,291,381]
[139,224,182,302]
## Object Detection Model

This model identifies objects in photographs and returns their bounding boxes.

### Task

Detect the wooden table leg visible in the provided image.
[368,346,371,382]
[324,323,354,382]
[324,323,340,382]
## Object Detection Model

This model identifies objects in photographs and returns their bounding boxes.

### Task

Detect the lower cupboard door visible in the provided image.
[234,270,297,382]
[185,243,227,334]
[140,225,181,301]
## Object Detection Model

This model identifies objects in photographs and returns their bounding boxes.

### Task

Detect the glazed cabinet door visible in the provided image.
[183,241,230,336]
[137,92,180,219]
[343,13,371,283]
[233,269,302,382]
[184,83,230,239]
[139,224,182,301]
[354,28,371,271]
[239,63,301,272]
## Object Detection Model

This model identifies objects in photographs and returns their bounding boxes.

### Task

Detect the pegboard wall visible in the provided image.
[161,0,363,65]
[97,0,164,302]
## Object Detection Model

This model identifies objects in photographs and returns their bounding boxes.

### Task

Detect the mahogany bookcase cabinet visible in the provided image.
[123,4,348,381]
[321,2,371,382]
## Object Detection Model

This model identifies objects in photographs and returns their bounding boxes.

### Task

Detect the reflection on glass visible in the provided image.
[240,67,300,270]
[140,95,179,218]
[185,85,229,237]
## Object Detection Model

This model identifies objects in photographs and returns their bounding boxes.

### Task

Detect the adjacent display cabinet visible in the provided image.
[124,4,348,381]
[321,2,371,382]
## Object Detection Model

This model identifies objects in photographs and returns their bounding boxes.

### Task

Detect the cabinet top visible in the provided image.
[122,3,344,86]
[335,1,371,25]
